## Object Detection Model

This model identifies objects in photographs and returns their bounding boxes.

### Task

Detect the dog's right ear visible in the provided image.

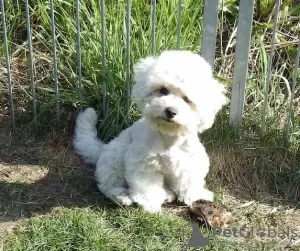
[132,56,157,106]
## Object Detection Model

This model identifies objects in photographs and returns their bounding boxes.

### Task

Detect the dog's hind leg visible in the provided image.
[95,159,133,206]
[93,125,133,206]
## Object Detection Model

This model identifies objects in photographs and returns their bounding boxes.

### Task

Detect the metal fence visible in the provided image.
[1,0,299,137]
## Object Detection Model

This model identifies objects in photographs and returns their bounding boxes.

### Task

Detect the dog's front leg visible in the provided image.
[178,179,214,206]
[125,166,167,213]
[175,160,214,206]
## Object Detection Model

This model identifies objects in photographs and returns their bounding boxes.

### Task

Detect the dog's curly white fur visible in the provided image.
[73,50,227,213]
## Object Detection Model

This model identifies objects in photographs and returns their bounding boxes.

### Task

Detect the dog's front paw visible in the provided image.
[142,202,162,213]
[132,195,162,213]
[200,189,214,202]
[179,195,193,206]
[165,189,176,203]
[179,188,214,206]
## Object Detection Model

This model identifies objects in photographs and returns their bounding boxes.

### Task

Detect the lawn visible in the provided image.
[1,123,299,250]
[1,0,300,250]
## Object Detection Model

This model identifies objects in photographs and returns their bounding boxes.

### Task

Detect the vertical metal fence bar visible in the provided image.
[1,0,16,131]
[151,0,156,55]
[261,0,281,131]
[201,0,219,69]
[228,0,255,127]
[100,0,106,115]
[285,38,300,138]
[25,0,37,131]
[50,0,59,120]
[177,0,182,49]
[76,0,83,104]
[126,0,131,110]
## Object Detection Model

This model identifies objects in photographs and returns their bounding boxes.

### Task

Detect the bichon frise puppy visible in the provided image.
[73,50,227,213]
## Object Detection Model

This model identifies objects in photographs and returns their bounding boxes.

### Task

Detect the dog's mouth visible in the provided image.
[149,116,188,135]
[158,117,174,123]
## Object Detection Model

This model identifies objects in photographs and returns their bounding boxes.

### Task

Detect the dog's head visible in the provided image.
[132,50,228,136]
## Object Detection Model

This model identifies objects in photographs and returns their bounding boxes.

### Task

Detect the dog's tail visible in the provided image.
[73,108,104,165]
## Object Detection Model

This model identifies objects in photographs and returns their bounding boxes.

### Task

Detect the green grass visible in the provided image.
[3,207,286,251]
[2,207,191,251]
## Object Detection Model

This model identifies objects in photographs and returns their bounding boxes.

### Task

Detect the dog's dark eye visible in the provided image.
[183,96,191,103]
[159,87,169,96]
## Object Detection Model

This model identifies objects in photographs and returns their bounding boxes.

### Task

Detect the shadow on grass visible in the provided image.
[0,116,120,228]
[0,166,118,224]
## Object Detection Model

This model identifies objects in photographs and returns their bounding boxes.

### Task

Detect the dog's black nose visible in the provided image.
[165,108,177,119]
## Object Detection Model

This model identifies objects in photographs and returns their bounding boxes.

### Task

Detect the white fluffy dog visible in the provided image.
[73,50,227,213]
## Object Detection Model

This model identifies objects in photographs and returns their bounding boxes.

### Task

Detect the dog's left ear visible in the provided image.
[197,79,228,133]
